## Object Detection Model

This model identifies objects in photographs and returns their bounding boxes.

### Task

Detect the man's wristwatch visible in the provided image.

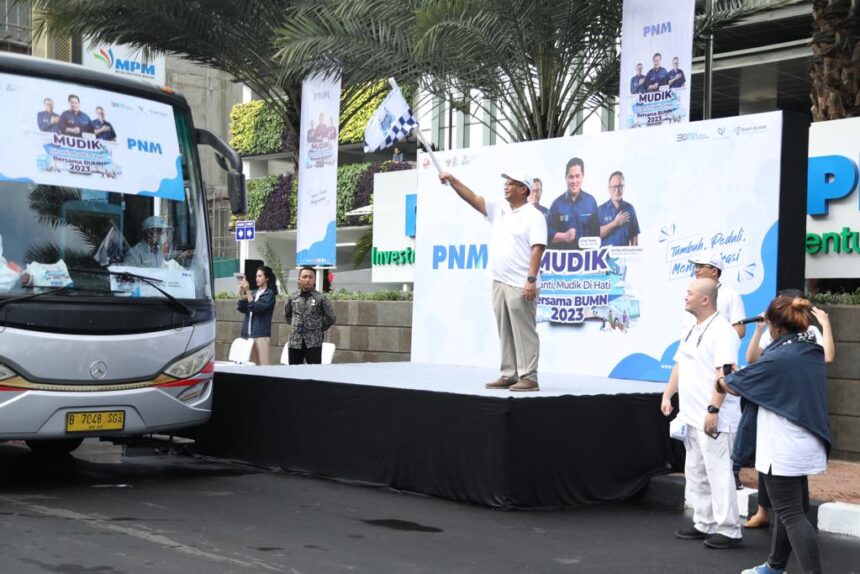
[527,275,537,283]
[707,405,720,414]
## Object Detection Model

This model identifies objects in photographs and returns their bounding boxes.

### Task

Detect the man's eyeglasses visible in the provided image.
[694,263,715,270]
[609,184,625,191]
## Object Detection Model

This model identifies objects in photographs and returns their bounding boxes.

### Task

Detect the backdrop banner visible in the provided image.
[619,0,695,129]
[297,73,342,266]
[412,112,786,382]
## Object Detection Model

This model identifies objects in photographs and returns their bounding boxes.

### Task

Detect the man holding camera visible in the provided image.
[661,278,743,549]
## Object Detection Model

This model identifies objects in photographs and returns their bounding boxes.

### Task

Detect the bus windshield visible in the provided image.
[0,72,211,301]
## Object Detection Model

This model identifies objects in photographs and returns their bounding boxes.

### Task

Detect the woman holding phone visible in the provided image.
[237,265,278,365]
[718,295,830,574]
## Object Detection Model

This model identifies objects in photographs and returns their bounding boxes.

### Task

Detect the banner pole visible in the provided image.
[703,0,715,120]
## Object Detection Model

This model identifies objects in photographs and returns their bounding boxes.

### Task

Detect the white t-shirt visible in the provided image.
[717,284,745,325]
[485,198,548,287]
[759,325,824,350]
[674,312,742,432]
[755,407,827,476]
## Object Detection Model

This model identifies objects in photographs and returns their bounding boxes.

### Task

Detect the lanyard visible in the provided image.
[684,312,720,348]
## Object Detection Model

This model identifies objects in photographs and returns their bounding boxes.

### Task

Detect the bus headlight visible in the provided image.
[163,346,214,379]
[0,363,17,381]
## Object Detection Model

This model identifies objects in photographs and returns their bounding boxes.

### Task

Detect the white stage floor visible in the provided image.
[215,362,663,398]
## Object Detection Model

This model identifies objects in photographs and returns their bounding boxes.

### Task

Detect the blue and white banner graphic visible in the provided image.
[0,73,183,200]
[363,85,415,153]
[412,112,785,382]
[297,73,342,266]
[619,0,695,129]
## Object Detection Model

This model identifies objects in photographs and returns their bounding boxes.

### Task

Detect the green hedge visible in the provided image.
[246,175,279,221]
[229,100,285,156]
[810,290,860,305]
[336,162,370,224]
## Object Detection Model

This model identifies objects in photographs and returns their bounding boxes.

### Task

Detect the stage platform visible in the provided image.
[194,362,675,510]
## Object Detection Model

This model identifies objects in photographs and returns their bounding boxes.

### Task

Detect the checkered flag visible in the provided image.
[363,83,416,153]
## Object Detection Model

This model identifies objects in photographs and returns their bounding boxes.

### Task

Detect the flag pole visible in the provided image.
[387,78,445,175]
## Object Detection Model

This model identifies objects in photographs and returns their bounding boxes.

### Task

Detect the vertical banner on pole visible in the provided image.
[619,0,695,129]
[297,73,342,266]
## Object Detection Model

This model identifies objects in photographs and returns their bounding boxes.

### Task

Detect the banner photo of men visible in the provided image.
[296,73,342,266]
[0,72,183,200]
[619,0,695,129]
[412,112,786,383]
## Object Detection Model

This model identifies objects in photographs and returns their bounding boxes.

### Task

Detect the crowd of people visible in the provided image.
[661,280,832,574]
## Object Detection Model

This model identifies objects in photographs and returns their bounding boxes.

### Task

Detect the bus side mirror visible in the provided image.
[228,172,246,216]
[195,128,246,215]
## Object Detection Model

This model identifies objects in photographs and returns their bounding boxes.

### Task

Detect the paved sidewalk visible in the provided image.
[740,459,860,504]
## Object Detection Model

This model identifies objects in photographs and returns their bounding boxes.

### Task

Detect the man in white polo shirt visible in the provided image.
[661,278,743,549]
[439,170,548,392]
[689,252,746,338]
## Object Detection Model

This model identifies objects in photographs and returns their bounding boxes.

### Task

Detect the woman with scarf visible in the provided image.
[237,265,278,365]
[744,291,834,530]
[718,295,830,574]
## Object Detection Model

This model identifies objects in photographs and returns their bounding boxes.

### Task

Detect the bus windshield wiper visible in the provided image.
[70,267,195,317]
[0,285,73,311]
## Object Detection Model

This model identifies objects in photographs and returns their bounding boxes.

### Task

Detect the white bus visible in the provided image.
[0,53,245,454]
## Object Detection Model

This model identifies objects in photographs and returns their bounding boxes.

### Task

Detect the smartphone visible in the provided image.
[722,364,733,376]
[234,272,245,282]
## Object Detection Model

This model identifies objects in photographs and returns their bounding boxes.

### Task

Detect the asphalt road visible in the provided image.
[1,440,858,574]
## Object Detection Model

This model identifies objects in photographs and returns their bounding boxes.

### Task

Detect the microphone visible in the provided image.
[733,316,765,326]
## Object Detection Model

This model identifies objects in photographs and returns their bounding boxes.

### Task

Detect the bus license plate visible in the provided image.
[66,411,125,433]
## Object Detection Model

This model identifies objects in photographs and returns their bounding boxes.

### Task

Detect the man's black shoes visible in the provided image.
[675,526,708,540]
[704,533,743,549]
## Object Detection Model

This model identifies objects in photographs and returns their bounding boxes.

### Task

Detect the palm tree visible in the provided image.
[276,0,794,143]
[33,0,791,150]
[810,0,860,120]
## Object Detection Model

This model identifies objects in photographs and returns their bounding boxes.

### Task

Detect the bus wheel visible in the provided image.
[25,438,84,455]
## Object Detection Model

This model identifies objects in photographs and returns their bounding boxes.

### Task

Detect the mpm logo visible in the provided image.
[93,47,156,77]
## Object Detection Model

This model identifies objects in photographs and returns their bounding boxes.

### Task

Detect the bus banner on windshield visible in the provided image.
[0,73,184,200]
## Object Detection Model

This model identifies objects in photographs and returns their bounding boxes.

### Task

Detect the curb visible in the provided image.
[644,475,860,539]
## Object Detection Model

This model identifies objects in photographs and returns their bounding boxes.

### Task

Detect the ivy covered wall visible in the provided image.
[235,161,413,232]
[230,84,412,156]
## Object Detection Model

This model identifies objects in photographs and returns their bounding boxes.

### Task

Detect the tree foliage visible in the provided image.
[33,0,796,148]
[275,0,792,142]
